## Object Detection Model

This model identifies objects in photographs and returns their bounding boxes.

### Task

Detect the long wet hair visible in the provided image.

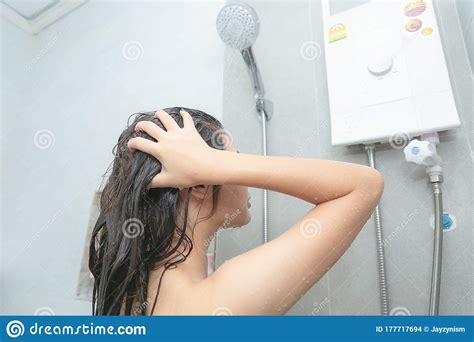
[89,107,225,315]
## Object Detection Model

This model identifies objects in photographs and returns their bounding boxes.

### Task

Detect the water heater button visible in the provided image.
[367,54,393,76]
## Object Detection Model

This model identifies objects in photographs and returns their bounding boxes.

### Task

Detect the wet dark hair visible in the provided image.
[89,107,225,315]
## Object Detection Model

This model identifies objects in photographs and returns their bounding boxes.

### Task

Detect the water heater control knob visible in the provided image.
[403,139,442,166]
[367,53,393,76]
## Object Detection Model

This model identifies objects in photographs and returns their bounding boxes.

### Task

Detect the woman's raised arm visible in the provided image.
[197,150,384,315]
[128,109,384,315]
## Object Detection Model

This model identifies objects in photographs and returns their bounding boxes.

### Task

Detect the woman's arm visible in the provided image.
[197,150,384,315]
[128,110,384,314]
[209,150,383,206]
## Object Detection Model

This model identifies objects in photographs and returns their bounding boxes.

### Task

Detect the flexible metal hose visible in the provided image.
[260,108,269,243]
[365,144,390,316]
[429,180,443,315]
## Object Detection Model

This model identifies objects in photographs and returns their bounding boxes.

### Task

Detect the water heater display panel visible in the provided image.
[322,0,460,146]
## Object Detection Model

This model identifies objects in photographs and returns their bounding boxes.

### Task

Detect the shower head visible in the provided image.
[216,2,270,118]
[216,2,260,50]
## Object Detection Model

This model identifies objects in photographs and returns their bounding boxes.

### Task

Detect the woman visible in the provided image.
[89,107,384,315]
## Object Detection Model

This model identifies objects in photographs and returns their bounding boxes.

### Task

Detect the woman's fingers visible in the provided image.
[128,109,200,189]
[135,121,166,141]
[127,137,160,157]
[154,109,180,131]
[149,173,168,188]
[179,110,195,130]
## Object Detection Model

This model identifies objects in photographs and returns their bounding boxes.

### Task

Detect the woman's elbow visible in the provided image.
[357,167,384,204]
[367,168,384,201]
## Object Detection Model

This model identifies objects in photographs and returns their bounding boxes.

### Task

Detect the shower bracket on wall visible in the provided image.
[256,98,273,121]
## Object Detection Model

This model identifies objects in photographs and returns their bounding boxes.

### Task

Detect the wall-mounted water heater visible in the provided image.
[322,0,460,146]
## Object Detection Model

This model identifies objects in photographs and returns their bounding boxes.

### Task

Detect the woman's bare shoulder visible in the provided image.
[147,266,216,315]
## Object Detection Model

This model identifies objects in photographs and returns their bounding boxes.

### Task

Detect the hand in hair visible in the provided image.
[127,110,218,189]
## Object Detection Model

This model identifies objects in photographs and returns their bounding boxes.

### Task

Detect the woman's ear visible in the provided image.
[189,184,212,200]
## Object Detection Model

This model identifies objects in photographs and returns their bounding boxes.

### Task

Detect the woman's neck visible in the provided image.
[172,199,221,282]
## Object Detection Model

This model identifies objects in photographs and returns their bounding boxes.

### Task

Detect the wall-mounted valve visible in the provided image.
[403,135,442,167]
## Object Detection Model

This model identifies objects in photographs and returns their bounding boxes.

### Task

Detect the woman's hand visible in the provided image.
[127,110,217,189]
